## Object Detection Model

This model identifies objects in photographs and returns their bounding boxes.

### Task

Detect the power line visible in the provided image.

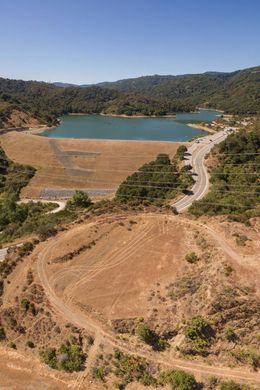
[1,151,260,164]
[1,163,259,179]
[115,194,260,209]
[2,161,260,175]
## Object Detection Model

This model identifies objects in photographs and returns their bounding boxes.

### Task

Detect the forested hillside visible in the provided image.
[98,66,260,115]
[0,65,259,128]
[0,78,120,127]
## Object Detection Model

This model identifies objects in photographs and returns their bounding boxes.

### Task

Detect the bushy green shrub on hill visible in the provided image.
[184,315,214,354]
[67,190,92,208]
[41,343,86,372]
[158,369,198,390]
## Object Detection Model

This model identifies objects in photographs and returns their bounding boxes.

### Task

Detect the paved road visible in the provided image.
[172,130,229,212]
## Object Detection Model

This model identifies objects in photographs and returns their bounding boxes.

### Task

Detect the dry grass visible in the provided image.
[1,132,183,198]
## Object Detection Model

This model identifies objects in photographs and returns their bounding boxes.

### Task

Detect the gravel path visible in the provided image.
[40,188,116,199]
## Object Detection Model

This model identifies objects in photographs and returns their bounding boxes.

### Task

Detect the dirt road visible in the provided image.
[36,214,260,386]
[18,198,66,213]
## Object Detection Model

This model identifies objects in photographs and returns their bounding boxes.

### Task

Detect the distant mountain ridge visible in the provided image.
[0,65,259,128]
[94,66,259,114]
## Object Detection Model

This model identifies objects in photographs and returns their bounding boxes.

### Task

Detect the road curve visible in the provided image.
[18,198,66,213]
[0,200,66,263]
[172,130,228,212]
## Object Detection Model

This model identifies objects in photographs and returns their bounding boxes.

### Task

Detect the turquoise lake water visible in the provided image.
[43,110,220,142]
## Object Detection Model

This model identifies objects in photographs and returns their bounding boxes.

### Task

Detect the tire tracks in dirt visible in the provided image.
[36,214,260,386]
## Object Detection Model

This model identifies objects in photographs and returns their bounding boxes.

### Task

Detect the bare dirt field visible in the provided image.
[0,132,183,198]
[45,215,187,321]
[1,212,259,389]
[43,214,260,325]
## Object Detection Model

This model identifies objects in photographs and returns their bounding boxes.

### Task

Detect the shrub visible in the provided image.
[0,279,4,296]
[225,327,236,342]
[26,340,35,348]
[18,241,34,257]
[208,376,219,389]
[137,324,169,351]
[93,367,105,381]
[0,326,6,340]
[235,235,248,246]
[8,341,16,349]
[26,269,34,285]
[185,315,213,354]
[220,380,241,390]
[112,350,156,388]
[224,264,233,276]
[231,348,260,369]
[21,298,30,311]
[185,252,199,263]
[68,190,92,208]
[41,343,86,372]
[159,369,198,390]
[37,223,57,240]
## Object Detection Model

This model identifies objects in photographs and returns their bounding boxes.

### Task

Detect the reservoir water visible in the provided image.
[43,110,220,142]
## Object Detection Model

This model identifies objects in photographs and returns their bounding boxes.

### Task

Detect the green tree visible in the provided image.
[185,315,213,353]
[69,190,92,208]
[176,145,188,160]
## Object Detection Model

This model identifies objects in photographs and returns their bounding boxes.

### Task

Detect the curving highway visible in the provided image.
[172,130,229,212]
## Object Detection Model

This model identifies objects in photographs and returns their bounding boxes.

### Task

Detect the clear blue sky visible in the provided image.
[1,0,259,84]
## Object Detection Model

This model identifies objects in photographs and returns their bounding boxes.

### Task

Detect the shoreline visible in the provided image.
[196,107,225,113]
[2,111,217,140]
[100,112,177,119]
[24,125,56,135]
[68,112,177,118]
[187,122,217,134]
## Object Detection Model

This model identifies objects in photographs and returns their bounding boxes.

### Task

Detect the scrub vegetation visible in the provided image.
[0,146,76,244]
[116,152,194,205]
[190,126,260,221]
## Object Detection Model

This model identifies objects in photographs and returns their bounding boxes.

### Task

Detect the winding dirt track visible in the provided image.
[36,214,260,387]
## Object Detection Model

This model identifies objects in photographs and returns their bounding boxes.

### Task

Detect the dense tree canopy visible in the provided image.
[0,65,259,128]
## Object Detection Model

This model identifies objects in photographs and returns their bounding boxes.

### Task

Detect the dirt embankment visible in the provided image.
[1,132,183,198]
[0,108,42,130]
[0,212,259,388]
